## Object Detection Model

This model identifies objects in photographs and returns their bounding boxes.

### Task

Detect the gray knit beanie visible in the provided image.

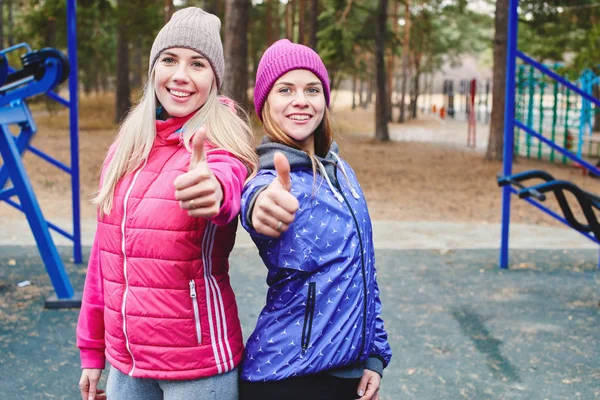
[149,7,224,88]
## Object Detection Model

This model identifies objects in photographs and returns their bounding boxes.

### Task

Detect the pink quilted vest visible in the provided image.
[78,115,246,380]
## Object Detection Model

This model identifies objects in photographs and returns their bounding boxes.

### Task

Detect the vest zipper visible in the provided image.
[120,165,145,376]
[189,280,202,344]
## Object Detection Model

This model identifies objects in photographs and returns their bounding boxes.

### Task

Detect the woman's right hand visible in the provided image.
[252,152,299,238]
[79,368,106,400]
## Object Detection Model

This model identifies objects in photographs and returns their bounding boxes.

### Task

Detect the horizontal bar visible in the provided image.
[46,220,75,241]
[0,43,32,55]
[509,187,600,245]
[45,91,70,108]
[27,144,72,174]
[517,51,600,108]
[4,197,75,241]
[515,120,600,176]
[0,186,16,200]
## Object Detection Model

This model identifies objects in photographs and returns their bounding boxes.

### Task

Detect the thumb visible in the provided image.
[189,127,207,170]
[273,152,292,191]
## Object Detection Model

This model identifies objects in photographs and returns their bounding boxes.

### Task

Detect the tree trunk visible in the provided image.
[594,84,600,132]
[486,0,508,161]
[0,1,4,49]
[45,17,56,47]
[411,70,420,118]
[398,0,410,122]
[298,0,305,44]
[367,78,373,105]
[387,0,397,122]
[164,0,173,24]
[375,0,389,141]
[7,0,13,47]
[115,0,131,124]
[351,75,357,109]
[131,36,143,91]
[359,79,366,108]
[308,0,319,49]
[223,0,249,109]
[286,0,295,39]
[265,0,273,45]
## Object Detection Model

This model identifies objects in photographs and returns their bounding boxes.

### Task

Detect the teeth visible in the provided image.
[289,115,310,121]
[169,89,191,98]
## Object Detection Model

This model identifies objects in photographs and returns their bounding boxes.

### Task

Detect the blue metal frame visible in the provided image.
[0,0,81,300]
[500,0,600,268]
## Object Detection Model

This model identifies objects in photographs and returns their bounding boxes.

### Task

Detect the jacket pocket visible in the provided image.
[189,279,202,345]
[301,282,316,351]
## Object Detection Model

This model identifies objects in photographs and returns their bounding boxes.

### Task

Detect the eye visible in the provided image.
[161,56,175,64]
[307,87,321,94]
[278,87,292,94]
[192,60,206,68]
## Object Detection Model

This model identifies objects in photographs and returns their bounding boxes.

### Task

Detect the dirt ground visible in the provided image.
[1,93,599,228]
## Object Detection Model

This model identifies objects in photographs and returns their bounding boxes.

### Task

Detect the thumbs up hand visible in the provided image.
[174,126,223,219]
[252,152,300,238]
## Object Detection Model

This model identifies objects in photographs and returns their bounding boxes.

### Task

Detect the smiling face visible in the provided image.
[266,69,326,154]
[154,47,215,118]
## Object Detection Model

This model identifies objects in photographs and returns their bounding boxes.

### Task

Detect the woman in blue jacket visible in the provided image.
[240,39,392,400]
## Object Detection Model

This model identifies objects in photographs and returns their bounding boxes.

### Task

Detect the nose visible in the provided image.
[171,64,190,83]
[291,91,308,107]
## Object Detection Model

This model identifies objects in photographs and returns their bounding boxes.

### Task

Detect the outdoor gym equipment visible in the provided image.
[499,0,600,269]
[0,42,81,307]
[498,170,600,242]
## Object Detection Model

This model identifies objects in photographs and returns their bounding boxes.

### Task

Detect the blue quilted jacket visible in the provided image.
[239,138,392,382]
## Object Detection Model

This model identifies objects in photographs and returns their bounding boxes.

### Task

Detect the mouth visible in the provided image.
[286,114,312,122]
[167,88,193,98]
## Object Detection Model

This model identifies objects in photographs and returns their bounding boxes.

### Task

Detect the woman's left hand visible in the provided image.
[174,127,223,219]
[355,369,381,400]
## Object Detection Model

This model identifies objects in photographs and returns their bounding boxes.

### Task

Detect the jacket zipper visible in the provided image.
[189,280,202,344]
[301,282,316,351]
[333,168,368,360]
[121,165,146,376]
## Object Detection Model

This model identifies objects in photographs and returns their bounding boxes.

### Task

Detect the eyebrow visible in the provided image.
[162,51,207,60]
[275,81,322,86]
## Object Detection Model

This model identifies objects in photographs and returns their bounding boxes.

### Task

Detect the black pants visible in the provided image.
[239,373,361,400]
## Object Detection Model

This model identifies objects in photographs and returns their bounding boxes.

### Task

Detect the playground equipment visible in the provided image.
[0,0,81,307]
[498,0,600,269]
[514,64,600,163]
[499,170,600,243]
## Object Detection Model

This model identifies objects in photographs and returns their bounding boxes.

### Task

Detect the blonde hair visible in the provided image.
[94,71,258,216]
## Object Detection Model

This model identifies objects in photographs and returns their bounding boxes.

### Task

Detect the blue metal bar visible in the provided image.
[0,43,32,55]
[508,187,600,245]
[517,51,600,108]
[515,120,600,176]
[500,0,519,269]
[26,144,72,174]
[45,91,70,108]
[0,125,74,298]
[0,186,16,200]
[5,197,76,241]
[67,0,82,264]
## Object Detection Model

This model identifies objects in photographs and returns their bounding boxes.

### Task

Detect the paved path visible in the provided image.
[2,218,598,250]
[1,245,598,400]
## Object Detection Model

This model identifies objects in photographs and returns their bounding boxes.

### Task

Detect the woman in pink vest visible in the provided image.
[76,7,257,400]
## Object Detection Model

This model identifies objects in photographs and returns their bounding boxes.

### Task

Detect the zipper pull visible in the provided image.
[189,280,197,298]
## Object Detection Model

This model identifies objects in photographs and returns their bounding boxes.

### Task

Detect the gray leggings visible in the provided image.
[106,366,238,400]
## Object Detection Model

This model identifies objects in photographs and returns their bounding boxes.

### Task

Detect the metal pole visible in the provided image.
[500,0,519,269]
[67,0,81,264]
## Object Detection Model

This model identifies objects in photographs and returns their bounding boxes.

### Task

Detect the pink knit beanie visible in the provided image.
[254,39,330,121]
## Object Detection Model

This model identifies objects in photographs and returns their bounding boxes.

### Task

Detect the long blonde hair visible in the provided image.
[94,72,258,216]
